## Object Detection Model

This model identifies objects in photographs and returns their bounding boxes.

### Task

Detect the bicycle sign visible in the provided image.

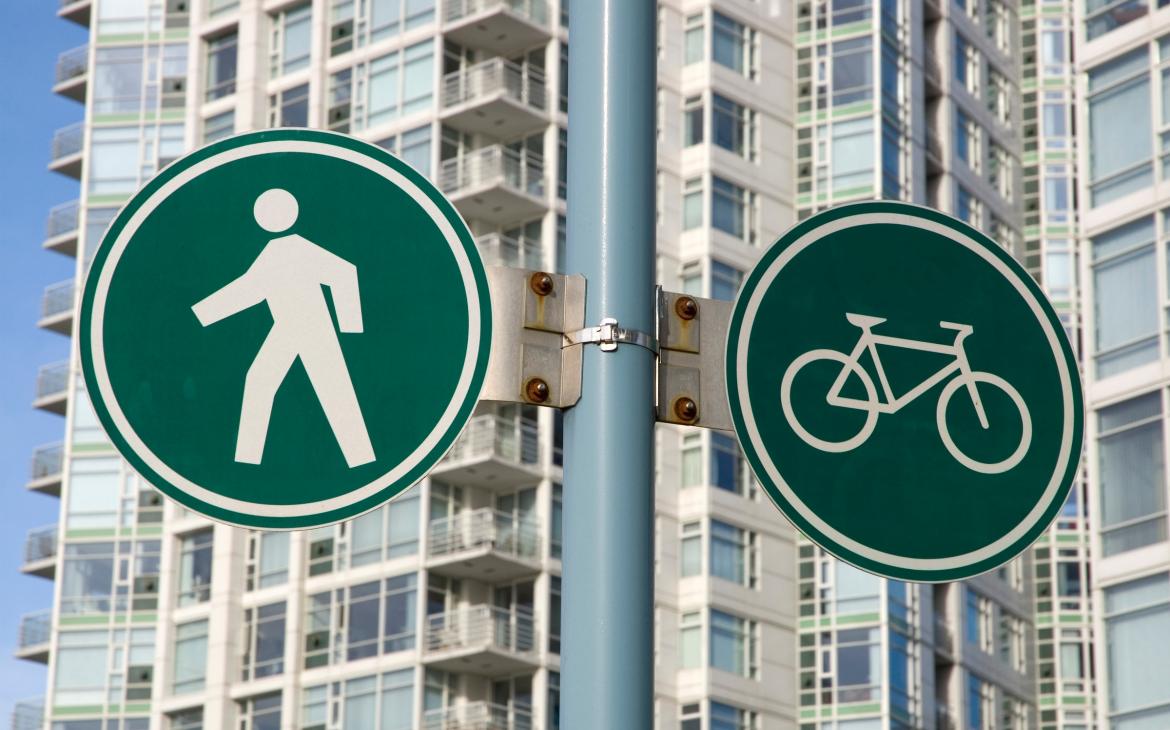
[781,314,1031,475]
[726,201,1082,582]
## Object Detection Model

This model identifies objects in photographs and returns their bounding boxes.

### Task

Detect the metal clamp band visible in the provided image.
[563,317,660,354]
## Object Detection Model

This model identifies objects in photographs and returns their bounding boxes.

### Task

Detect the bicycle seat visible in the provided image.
[846,313,887,328]
[938,320,974,334]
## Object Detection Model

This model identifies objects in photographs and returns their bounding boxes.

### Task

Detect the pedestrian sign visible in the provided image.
[725,201,1083,582]
[79,129,492,529]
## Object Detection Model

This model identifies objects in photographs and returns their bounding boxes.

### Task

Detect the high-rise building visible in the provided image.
[21,1,800,729]
[1073,1,1170,727]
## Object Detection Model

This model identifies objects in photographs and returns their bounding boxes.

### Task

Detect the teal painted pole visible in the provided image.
[561,0,657,727]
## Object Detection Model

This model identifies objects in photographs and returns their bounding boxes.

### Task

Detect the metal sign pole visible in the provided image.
[561,0,657,727]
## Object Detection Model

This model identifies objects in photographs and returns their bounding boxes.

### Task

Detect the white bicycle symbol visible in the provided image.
[780,313,1032,474]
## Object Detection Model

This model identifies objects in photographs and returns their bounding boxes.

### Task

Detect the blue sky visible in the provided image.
[0,3,89,719]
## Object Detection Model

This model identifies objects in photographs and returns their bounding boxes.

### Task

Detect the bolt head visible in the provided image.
[529,272,555,296]
[675,296,699,320]
[525,378,550,404]
[673,396,698,422]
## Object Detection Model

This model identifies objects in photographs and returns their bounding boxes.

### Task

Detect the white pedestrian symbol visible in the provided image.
[192,188,376,468]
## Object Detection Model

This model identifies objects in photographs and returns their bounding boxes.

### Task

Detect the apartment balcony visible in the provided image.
[33,361,69,415]
[44,200,80,257]
[428,509,542,582]
[430,414,542,490]
[53,44,88,102]
[49,123,83,179]
[22,525,57,579]
[28,443,64,496]
[934,617,956,662]
[38,280,75,335]
[444,0,551,56]
[15,611,51,664]
[423,702,533,730]
[423,606,539,676]
[10,698,43,730]
[475,233,542,269]
[441,59,548,137]
[937,705,958,730]
[439,146,546,224]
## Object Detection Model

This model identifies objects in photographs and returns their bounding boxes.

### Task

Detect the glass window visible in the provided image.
[256,531,289,589]
[710,609,756,677]
[835,561,880,614]
[206,33,238,101]
[681,433,702,486]
[1091,217,1158,377]
[270,83,309,127]
[549,575,562,654]
[60,542,116,614]
[683,178,703,230]
[178,530,213,606]
[203,111,235,142]
[238,693,281,730]
[710,261,744,302]
[684,14,704,64]
[243,602,286,680]
[1086,0,1149,40]
[168,708,203,730]
[172,620,209,694]
[383,573,417,652]
[680,703,700,730]
[273,5,312,76]
[681,522,701,577]
[400,125,432,178]
[831,116,874,193]
[1105,574,1170,727]
[680,611,701,668]
[93,46,144,115]
[711,519,755,587]
[710,702,756,730]
[551,482,563,559]
[713,12,755,78]
[683,95,704,147]
[832,36,873,106]
[711,176,754,242]
[1098,393,1167,555]
[66,457,120,529]
[402,41,434,116]
[89,126,141,196]
[837,627,881,703]
[713,94,755,159]
[1088,49,1152,206]
[54,631,108,706]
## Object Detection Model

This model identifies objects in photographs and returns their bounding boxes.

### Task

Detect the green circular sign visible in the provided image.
[80,129,492,529]
[726,201,1083,582]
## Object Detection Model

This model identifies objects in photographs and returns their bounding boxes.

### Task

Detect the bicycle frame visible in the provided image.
[826,321,987,422]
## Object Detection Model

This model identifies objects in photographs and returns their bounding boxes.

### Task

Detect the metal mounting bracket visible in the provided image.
[481,266,586,409]
[655,290,733,431]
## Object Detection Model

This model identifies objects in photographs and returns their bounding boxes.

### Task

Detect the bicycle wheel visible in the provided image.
[780,349,880,453]
[936,372,1032,474]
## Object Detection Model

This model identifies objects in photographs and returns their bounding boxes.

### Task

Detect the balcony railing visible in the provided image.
[442,414,540,468]
[425,606,537,656]
[17,611,50,650]
[51,122,84,162]
[442,59,547,112]
[445,0,549,26]
[41,280,75,320]
[439,146,544,200]
[36,361,69,401]
[30,443,64,483]
[55,44,88,84]
[430,509,540,561]
[24,525,58,565]
[475,234,542,269]
[937,705,958,730]
[10,699,42,730]
[46,200,79,240]
[423,702,534,730]
[934,617,955,654]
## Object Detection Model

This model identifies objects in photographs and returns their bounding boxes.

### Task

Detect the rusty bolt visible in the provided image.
[529,271,555,296]
[673,396,699,423]
[525,377,550,404]
[675,296,699,321]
